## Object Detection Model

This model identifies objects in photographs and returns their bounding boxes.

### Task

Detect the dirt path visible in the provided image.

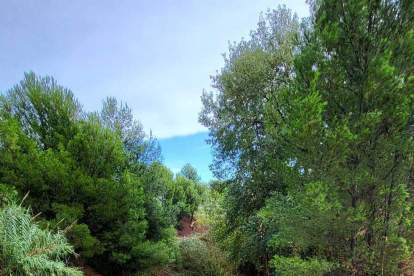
[71,258,103,276]
[80,265,103,276]
[176,216,209,237]
[150,268,178,276]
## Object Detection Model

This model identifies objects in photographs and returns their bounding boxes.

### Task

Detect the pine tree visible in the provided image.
[262,0,414,274]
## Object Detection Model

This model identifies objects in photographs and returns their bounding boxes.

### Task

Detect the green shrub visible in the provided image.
[177,237,235,276]
[271,255,335,276]
[0,203,82,276]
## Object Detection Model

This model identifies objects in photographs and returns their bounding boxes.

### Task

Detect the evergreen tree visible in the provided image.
[261,0,414,274]
[201,1,414,275]
[0,72,177,275]
[199,6,302,275]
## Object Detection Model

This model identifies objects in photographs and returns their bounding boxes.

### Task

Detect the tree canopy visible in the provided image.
[200,1,414,275]
[1,1,414,275]
[0,72,209,275]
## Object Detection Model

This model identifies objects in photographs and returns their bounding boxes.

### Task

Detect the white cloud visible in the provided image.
[1,0,309,139]
[134,93,207,139]
[170,168,181,174]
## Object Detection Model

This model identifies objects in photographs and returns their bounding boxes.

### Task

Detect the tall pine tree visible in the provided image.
[262,0,414,274]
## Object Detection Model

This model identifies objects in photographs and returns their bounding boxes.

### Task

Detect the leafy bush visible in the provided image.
[271,256,335,276]
[176,237,236,276]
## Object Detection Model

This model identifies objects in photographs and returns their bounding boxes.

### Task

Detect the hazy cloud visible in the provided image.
[0,0,309,138]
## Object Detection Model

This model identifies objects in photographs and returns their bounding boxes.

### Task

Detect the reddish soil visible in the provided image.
[80,265,103,276]
[150,268,177,276]
[71,258,103,276]
[176,216,209,238]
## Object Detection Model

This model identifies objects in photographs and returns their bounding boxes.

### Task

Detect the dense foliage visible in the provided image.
[1,1,413,275]
[0,73,206,275]
[176,236,236,276]
[201,1,414,275]
[0,200,82,276]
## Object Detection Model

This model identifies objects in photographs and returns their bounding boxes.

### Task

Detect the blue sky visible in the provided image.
[1,0,309,182]
[159,132,213,182]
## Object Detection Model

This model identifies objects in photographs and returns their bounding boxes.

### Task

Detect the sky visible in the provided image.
[159,132,213,182]
[0,0,309,182]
